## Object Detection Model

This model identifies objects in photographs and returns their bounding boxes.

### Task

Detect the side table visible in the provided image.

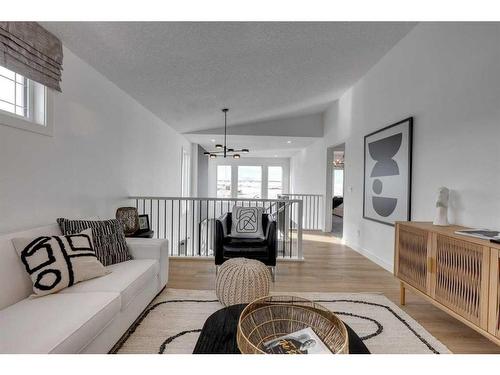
[126,230,154,238]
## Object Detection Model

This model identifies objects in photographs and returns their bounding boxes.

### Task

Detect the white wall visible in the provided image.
[290,138,326,196]
[196,144,209,197]
[291,23,500,271]
[0,47,190,234]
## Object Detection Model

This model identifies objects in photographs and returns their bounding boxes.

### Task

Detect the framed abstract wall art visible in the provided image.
[363,117,413,226]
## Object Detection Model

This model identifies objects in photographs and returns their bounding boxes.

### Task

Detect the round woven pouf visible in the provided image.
[216,258,271,307]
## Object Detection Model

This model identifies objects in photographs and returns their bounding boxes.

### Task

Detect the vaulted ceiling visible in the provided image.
[43,22,416,133]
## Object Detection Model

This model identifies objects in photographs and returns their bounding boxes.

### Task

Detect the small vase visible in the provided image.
[433,207,449,226]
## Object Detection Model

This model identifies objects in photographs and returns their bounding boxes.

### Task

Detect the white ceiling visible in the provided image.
[185,133,319,158]
[190,111,324,138]
[43,22,416,133]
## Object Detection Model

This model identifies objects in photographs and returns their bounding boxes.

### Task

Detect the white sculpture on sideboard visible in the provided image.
[433,187,450,226]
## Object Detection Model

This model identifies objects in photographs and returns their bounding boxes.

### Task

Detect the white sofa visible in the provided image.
[0,223,168,353]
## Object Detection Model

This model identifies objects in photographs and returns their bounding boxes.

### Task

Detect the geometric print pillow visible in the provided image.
[230,206,265,239]
[12,229,107,297]
[57,218,131,266]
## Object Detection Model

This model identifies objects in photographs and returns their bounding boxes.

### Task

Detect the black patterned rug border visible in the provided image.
[333,311,384,341]
[109,297,218,353]
[110,295,441,354]
[314,299,440,354]
[158,329,202,354]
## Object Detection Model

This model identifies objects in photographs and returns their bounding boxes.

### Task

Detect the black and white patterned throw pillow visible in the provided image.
[12,229,107,297]
[230,206,265,239]
[57,218,131,266]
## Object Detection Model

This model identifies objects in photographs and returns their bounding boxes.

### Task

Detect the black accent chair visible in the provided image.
[215,212,277,280]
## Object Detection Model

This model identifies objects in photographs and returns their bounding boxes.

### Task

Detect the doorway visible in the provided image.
[326,143,345,238]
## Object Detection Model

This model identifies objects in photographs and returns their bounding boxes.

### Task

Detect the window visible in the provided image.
[213,163,289,199]
[268,166,283,199]
[217,165,232,198]
[0,67,27,117]
[333,169,344,197]
[0,65,48,133]
[237,166,262,199]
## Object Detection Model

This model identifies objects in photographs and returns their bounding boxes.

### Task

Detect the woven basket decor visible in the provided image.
[216,258,271,307]
[115,207,139,236]
[237,295,349,354]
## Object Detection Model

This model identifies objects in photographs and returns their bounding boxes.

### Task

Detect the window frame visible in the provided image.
[216,165,232,198]
[0,69,53,136]
[237,165,263,199]
[333,168,344,197]
[267,165,284,199]
[209,159,290,199]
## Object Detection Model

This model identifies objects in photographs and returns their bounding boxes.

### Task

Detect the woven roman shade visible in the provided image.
[0,22,63,92]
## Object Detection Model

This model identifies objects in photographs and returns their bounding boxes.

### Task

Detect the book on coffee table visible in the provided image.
[263,327,332,354]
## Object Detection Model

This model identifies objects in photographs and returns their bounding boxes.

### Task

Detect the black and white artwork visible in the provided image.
[363,117,413,226]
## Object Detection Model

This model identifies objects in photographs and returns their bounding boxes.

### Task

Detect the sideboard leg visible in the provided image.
[400,283,406,305]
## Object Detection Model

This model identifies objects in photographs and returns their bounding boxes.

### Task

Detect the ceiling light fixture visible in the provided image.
[333,157,344,168]
[205,108,249,159]
[287,140,292,144]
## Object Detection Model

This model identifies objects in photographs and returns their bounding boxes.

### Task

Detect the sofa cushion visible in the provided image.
[57,218,131,266]
[223,237,268,253]
[0,224,62,310]
[224,237,267,247]
[0,292,120,353]
[222,247,269,258]
[61,259,158,310]
[11,229,107,297]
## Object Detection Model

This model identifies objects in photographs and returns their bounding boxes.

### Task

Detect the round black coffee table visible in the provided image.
[193,304,370,354]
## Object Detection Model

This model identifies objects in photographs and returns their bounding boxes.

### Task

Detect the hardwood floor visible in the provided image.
[167,231,500,354]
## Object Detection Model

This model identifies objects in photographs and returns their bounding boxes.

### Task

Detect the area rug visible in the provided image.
[111,288,451,354]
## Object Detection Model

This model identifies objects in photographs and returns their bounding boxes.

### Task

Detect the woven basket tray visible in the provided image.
[237,295,349,354]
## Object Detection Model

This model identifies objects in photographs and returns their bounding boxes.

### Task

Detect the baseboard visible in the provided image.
[170,256,214,261]
[346,241,393,273]
[278,257,304,262]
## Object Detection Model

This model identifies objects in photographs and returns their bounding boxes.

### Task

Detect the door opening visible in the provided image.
[327,143,345,238]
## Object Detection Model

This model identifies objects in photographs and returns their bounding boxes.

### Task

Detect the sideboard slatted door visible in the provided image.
[489,248,500,339]
[395,224,430,294]
[433,234,490,329]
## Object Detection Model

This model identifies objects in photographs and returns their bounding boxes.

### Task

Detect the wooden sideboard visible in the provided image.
[394,221,500,345]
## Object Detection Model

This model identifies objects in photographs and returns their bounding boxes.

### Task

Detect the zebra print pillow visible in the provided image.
[57,218,131,266]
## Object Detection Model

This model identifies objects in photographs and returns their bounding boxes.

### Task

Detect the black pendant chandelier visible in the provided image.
[204,108,249,159]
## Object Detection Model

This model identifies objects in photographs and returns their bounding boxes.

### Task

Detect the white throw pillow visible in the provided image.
[12,229,107,297]
[230,206,265,239]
